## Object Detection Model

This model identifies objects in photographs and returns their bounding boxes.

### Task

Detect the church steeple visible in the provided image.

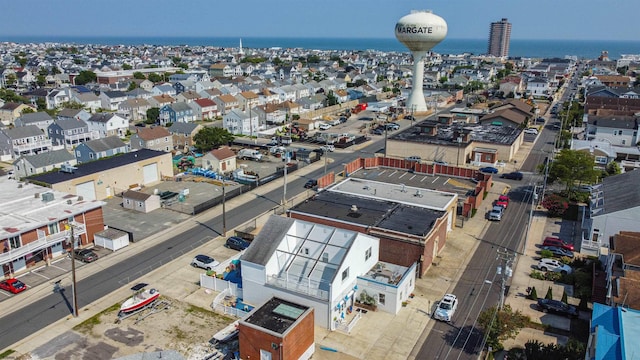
[239,38,244,55]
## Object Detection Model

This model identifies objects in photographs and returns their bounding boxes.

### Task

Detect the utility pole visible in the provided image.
[67,223,79,317]
[221,180,227,238]
[495,249,514,310]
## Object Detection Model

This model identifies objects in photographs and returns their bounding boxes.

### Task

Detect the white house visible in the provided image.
[223,109,259,136]
[526,77,550,97]
[585,115,639,147]
[240,216,414,330]
[86,113,129,138]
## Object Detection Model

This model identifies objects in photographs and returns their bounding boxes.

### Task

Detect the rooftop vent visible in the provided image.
[350,205,358,212]
[60,162,77,174]
[41,192,55,202]
[414,190,423,198]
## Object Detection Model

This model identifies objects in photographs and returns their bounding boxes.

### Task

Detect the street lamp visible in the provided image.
[215,183,227,237]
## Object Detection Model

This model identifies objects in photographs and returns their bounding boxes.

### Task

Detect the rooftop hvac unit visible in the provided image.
[350,205,358,213]
[41,192,55,202]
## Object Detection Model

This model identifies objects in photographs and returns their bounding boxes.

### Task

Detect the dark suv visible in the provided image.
[225,236,250,251]
[500,172,523,180]
[537,299,579,318]
[304,179,318,189]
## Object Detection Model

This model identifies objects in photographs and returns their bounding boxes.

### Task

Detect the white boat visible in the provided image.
[212,320,239,343]
[119,283,160,314]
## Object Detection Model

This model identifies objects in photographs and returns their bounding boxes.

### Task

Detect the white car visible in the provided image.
[434,294,458,322]
[537,258,572,274]
[318,123,332,130]
[523,128,539,135]
[191,254,220,271]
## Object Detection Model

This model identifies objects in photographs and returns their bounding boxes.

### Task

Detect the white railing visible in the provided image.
[266,274,330,301]
[335,311,362,334]
[0,223,86,264]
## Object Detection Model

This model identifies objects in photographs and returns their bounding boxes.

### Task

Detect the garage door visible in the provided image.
[76,181,96,201]
[142,163,158,184]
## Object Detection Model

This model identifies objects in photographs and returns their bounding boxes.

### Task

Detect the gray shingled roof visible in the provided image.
[88,113,117,123]
[83,136,127,152]
[241,215,294,266]
[168,122,199,135]
[17,112,53,123]
[170,102,192,112]
[602,170,640,215]
[3,125,44,139]
[53,118,88,130]
[14,149,75,168]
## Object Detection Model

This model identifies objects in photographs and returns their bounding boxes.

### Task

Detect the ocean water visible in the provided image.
[3,35,640,60]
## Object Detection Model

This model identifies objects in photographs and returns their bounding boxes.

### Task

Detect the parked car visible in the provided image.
[488,209,503,221]
[434,160,449,165]
[304,179,318,189]
[500,172,523,180]
[542,236,575,251]
[405,156,422,163]
[498,195,510,203]
[372,128,384,135]
[321,144,335,152]
[225,236,251,251]
[0,278,27,294]
[73,249,99,263]
[318,123,332,130]
[404,115,415,121]
[191,254,220,270]
[385,123,400,131]
[479,166,499,174]
[523,128,539,135]
[537,258,573,274]
[537,299,579,318]
[540,245,574,258]
[494,200,508,209]
[433,293,458,322]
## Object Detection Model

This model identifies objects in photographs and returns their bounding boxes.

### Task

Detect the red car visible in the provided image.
[542,236,575,252]
[0,278,27,294]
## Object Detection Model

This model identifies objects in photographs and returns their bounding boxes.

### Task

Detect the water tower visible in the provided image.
[395,10,447,113]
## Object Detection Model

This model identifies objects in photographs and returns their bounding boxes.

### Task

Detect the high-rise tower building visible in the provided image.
[487,18,512,57]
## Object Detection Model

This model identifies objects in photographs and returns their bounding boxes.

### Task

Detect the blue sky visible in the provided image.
[0,0,636,41]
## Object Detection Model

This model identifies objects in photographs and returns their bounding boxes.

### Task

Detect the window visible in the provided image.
[322,253,329,262]
[8,235,21,249]
[341,267,349,281]
[378,293,386,305]
[365,247,372,261]
[48,222,59,234]
[303,248,309,255]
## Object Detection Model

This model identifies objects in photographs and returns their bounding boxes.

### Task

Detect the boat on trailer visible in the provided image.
[119,283,160,315]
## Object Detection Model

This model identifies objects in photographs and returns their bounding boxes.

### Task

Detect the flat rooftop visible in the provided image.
[331,177,456,211]
[243,297,310,335]
[360,261,410,286]
[390,122,521,147]
[0,178,105,238]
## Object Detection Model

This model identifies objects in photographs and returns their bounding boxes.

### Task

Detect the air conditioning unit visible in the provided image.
[77,196,84,201]
[41,192,55,202]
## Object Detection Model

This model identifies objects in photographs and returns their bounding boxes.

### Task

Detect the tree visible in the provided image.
[561,289,568,304]
[546,149,600,192]
[606,161,621,176]
[133,71,146,80]
[147,73,163,83]
[21,107,35,115]
[122,63,133,70]
[326,91,338,106]
[545,286,553,300]
[541,193,569,217]
[193,127,235,152]
[127,81,138,91]
[59,101,85,110]
[146,108,160,124]
[527,286,538,300]
[74,70,97,85]
[478,304,529,352]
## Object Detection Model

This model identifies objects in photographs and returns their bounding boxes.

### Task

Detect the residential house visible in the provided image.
[0,125,52,159]
[209,63,234,78]
[198,87,223,101]
[15,112,54,132]
[168,122,202,151]
[213,94,240,115]
[237,91,260,110]
[99,91,128,111]
[70,91,101,112]
[46,89,71,110]
[125,88,152,100]
[74,136,128,163]
[223,108,258,136]
[526,77,550,97]
[86,113,129,138]
[201,146,236,174]
[190,98,218,120]
[0,180,105,276]
[173,80,196,94]
[118,98,151,122]
[594,75,631,88]
[581,170,640,252]
[129,126,173,152]
[57,108,92,122]
[151,84,177,97]
[159,102,196,125]
[253,103,287,125]
[603,231,640,310]
[585,116,639,146]
[148,94,176,108]
[175,90,201,103]
[499,76,524,96]
[48,118,99,149]
[12,149,76,178]
[0,103,36,126]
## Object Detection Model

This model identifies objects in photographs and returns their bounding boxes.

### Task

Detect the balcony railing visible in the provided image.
[266,273,330,301]
[0,223,86,264]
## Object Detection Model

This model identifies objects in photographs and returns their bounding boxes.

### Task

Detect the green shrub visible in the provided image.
[559,256,573,265]
[528,286,538,300]
[530,270,545,280]
[540,249,553,258]
[561,290,568,304]
[545,287,553,300]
